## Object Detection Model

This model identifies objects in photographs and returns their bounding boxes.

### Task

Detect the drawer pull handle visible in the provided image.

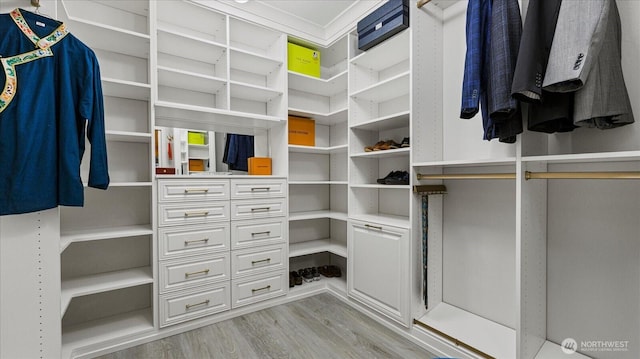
[185,269,210,278]
[251,258,271,265]
[251,231,271,236]
[184,211,209,217]
[184,238,209,246]
[184,188,209,193]
[365,224,383,230]
[251,285,271,294]
[185,299,210,310]
[250,187,270,192]
[251,207,270,212]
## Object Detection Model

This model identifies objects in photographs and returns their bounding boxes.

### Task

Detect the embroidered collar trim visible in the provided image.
[10,8,68,49]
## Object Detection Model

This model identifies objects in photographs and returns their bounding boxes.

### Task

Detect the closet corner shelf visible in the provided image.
[157,25,227,52]
[102,78,151,101]
[287,276,347,299]
[288,180,348,185]
[349,29,410,71]
[105,130,152,143]
[415,302,516,359]
[349,213,410,229]
[534,340,592,359]
[413,157,517,168]
[61,266,153,316]
[288,108,348,126]
[157,66,227,94]
[522,151,640,164]
[229,47,283,75]
[350,184,411,190]
[62,308,154,359]
[60,224,154,253]
[349,110,410,131]
[289,239,347,258]
[229,81,283,103]
[155,101,283,133]
[351,147,410,159]
[349,72,410,102]
[289,210,348,222]
[288,70,348,97]
[288,144,348,154]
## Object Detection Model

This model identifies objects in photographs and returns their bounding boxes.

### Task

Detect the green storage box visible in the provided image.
[288,42,320,77]
[188,131,206,145]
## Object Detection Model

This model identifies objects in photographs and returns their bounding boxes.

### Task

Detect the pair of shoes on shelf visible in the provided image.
[318,265,342,278]
[377,170,409,185]
[298,267,320,283]
[400,137,410,148]
[290,271,303,287]
[364,139,400,152]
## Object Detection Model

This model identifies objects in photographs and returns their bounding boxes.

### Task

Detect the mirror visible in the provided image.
[154,126,268,175]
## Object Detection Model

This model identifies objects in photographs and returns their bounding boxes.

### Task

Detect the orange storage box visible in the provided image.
[248,157,272,175]
[288,116,315,146]
[189,159,205,172]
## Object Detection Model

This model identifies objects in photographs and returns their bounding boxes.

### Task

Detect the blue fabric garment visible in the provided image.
[223,134,254,172]
[0,9,109,216]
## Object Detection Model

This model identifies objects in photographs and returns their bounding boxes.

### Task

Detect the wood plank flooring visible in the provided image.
[96,293,437,359]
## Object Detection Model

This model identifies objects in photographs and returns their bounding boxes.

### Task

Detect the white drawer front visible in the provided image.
[230,198,286,220]
[159,202,230,227]
[230,179,286,199]
[160,253,230,293]
[159,223,230,260]
[231,218,286,250]
[160,283,230,328]
[231,244,286,279]
[158,179,229,203]
[231,271,287,308]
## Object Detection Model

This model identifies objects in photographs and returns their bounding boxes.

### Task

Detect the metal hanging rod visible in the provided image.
[416,171,640,180]
[417,0,432,9]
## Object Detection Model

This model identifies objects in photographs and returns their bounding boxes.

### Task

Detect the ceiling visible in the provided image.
[256,0,369,29]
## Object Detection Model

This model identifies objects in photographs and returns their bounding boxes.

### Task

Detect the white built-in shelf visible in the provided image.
[288,276,347,298]
[60,224,153,253]
[349,213,410,229]
[158,66,227,94]
[413,157,517,168]
[230,81,283,103]
[59,0,150,59]
[188,144,209,149]
[289,239,347,258]
[289,210,348,222]
[61,308,154,359]
[288,144,348,154]
[350,110,410,131]
[102,78,151,101]
[534,341,592,359]
[230,48,283,76]
[105,131,151,143]
[288,181,348,185]
[157,28,227,62]
[288,70,348,97]
[350,72,410,102]
[350,29,409,71]
[288,108,348,126]
[351,147,410,159]
[82,182,152,189]
[350,184,410,190]
[187,156,209,160]
[522,151,640,164]
[415,302,516,359]
[61,267,153,315]
[155,101,283,132]
[156,1,226,44]
[229,18,282,57]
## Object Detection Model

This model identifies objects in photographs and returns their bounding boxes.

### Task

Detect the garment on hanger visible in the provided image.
[0,9,109,216]
[222,134,254,172]
[421,194,428,309]
[460,0,523,143]
[543,0,634,128]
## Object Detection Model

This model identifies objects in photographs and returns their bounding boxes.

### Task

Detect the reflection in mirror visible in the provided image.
[154,127,268,175]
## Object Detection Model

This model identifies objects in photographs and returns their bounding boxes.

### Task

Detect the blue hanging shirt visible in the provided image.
[0,9,109,216]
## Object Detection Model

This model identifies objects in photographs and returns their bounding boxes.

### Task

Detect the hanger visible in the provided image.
[29,0,55,20]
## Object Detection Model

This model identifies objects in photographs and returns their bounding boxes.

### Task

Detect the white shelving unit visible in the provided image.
[287,35,350,285]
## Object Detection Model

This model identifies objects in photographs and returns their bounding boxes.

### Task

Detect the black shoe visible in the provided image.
[385,171,409,185]
[291,271,303,286]
[377,171,399,184]
[400,137,410,148]
[299,268,314,282]
[311,267,320,281]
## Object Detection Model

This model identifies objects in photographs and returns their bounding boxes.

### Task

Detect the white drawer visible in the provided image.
[231,244,286,279]
[231,217,286,250]
[158,202,230,227]
[230,198,286,220]
[230,179,286,199]
[160,283,230,328]
[160,253,230,293]
[158,179,229,203]
[231,271,287,309]
[159,223,230,260]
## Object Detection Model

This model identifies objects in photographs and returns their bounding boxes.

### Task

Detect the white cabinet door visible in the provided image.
[348,219,410,327]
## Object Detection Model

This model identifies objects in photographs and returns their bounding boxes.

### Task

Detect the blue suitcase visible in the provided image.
[357,0,409,51]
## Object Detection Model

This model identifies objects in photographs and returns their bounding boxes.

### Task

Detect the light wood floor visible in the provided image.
[96,293,437,359]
